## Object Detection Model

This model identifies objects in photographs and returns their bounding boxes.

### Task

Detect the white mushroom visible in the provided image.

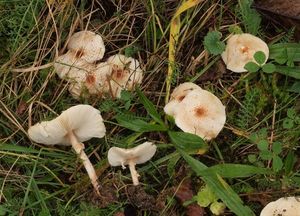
[164,88,226,140]
[68,62,112,99]
[54,50,91,79]
[28,105,106,195]
[260,196,300,216]
[107,142,156,185]
[67,30,105,63]
[106,54,143,98]
[221,33,269,72]
[164,82,202,116]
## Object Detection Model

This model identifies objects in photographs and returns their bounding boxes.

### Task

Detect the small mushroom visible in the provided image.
[164,82,202,116]
[106,54,143,98]
[28,105,106,195]
[164,87,226,140]
[221,33,269,72]
[260,196,300,216]
[67,30,105,63]
[107,142,156,185]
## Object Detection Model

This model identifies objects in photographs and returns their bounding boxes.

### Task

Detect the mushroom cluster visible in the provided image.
[260,196,300,216]
[164,82,226,140]
[54,30,143,99]
[221,33,269,73]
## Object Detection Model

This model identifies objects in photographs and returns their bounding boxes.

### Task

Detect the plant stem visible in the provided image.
[68,131,100,196]
[128,160,139,186]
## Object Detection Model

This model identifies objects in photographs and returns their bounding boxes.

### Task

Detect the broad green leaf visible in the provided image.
[288,81,300,93]
[257,140,269,151]
[254,51,266,65]
[272,141,282,155]
[116,115,167,132]
[284,151,296,175]
[244,62,260,72]
[136,88,166,127]
[283,118,294,129]
[200,164,272,178]
[203,31,225,55]
[269,43,300,61]
[179,150,254,216]
[262,63,276,73]
[168,131,208,152]
[275,65,300,79]
[272,155,283,172]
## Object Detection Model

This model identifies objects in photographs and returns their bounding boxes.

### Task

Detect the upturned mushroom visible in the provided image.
[28,105,106,195]
[106,54,143,98]
[107,142,156,185]
[221,33,269,72]
[67,30,105,63]
[164,85,226,140]
[260,196,300,216]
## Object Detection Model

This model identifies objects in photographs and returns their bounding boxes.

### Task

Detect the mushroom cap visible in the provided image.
[28,105,106,145]
[170,89,226,140]
[67,31,105,63]
[106,54,143,98]
[164,82,202,116]
[260,197,300,216]
[68,62,112,98]
[54,50,91,79]
[221,33,269,73]
[107,142,156,167]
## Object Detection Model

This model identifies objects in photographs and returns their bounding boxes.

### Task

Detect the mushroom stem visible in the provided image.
[128,160,140,186]
[68,131,100,196]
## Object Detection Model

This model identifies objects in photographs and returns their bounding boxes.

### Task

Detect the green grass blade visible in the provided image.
[136,88,166,127]
[168,131,208,152]
[200,164,272,178]
[179,150,254,216]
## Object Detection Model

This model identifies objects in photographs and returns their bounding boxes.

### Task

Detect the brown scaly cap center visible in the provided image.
[112,65,128,80]
[240,46,249,54]
[194,106,207,118]
[75,49,84,58]
[86,74,96,85]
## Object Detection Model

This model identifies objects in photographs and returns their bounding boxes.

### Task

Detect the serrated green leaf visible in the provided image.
[244,62,260,72]
[196,185,216,207]
[272,155,283,172]
[254,51,266,65]
[287,108,297,119]
[116,115,167,132]
[210,201,226,215]
[259,150,272,160]
[262,63,276,73]
[272,141,282,155]
[168,131,208,152]
[203,31,225,55]
[283,118,294,129]
[248,154,257,163]
[179,150,254,216]
[257,140,269,151]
